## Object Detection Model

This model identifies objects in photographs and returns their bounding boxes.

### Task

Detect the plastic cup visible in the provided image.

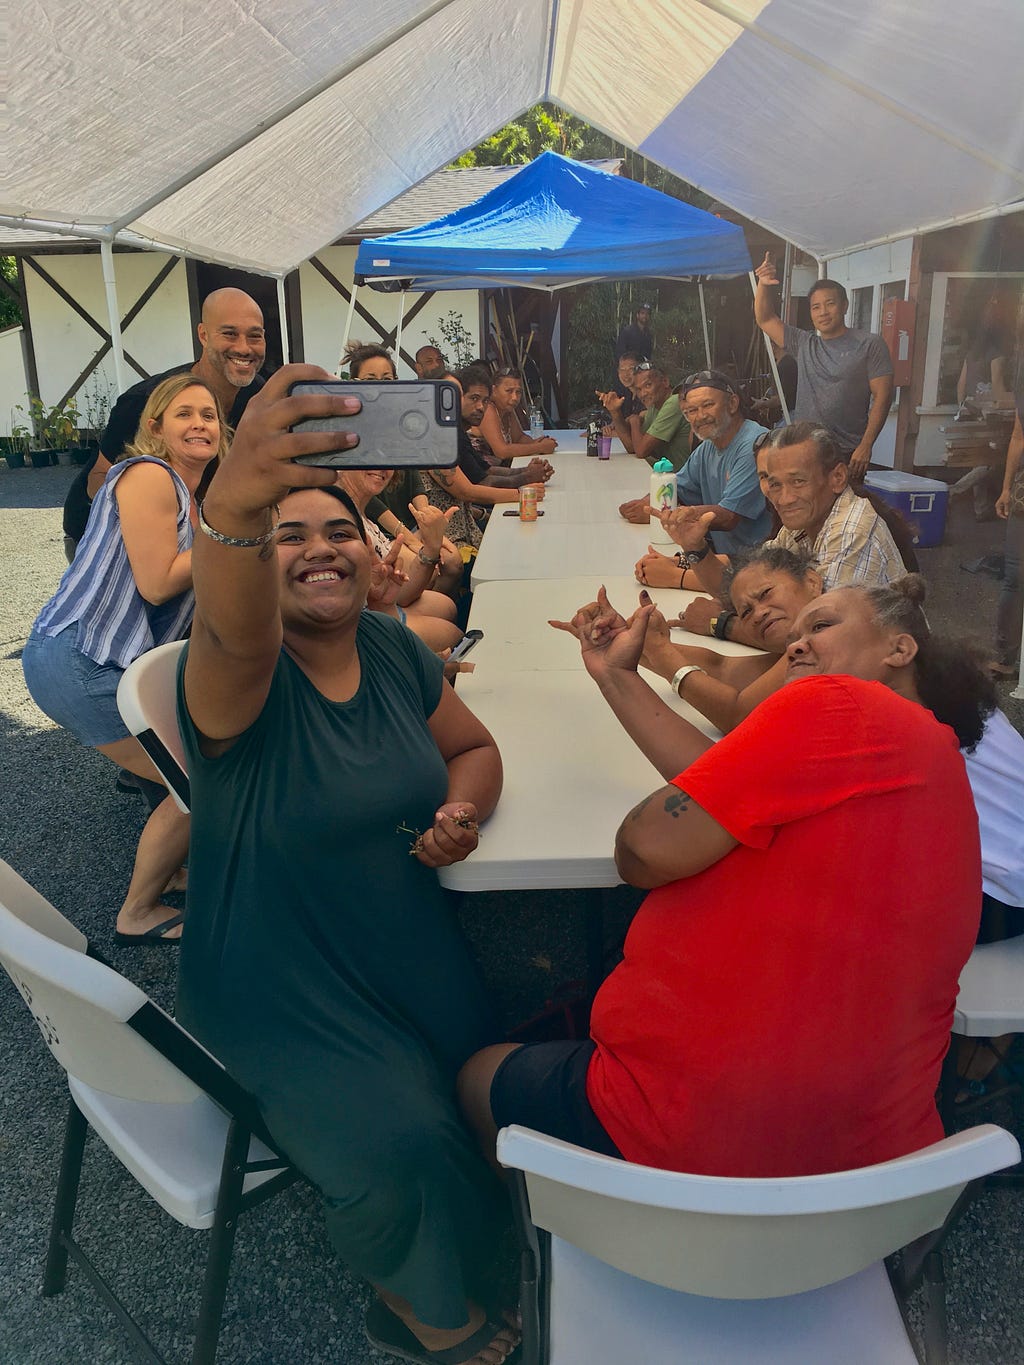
[598,435,612,460]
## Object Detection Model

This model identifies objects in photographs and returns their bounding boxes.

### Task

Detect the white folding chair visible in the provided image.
[0,858,301,1365]
[116,639,190,812]
[497,1121,1020,1365]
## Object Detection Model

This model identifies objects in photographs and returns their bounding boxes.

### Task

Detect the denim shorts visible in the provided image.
[22,625,130,747]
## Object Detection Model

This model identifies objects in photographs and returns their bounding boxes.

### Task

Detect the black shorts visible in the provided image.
[489,1039,622,1159]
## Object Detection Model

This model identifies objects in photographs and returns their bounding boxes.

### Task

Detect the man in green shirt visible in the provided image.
[600,361,691,470]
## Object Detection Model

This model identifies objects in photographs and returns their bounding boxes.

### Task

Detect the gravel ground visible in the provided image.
[1,462,1023,1364]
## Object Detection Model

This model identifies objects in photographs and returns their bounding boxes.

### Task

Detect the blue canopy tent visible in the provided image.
[348,152,755,398]
[354,151,752,291]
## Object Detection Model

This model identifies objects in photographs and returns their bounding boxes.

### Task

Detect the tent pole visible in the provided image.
[100,240,128,395]
[277,277,290,364]
[698,279,712,366]
[337,284,359,375]
[748,271,791,425]
[394,291,407,371]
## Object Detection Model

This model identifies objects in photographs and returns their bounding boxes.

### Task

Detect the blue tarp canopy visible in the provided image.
[354,152,752,292]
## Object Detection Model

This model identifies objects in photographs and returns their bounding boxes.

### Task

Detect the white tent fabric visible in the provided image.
[5,0,1024,273]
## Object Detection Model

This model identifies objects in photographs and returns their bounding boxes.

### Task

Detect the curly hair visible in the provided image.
[344,343,396,378]
[859,576,996,751]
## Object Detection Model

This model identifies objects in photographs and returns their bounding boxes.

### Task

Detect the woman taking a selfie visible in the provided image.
[176,367,517,1365]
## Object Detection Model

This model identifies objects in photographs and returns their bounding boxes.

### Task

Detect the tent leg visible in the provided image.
[698,279,712,367]
[337,284,359,375]
[1013,600,1024,699]
[394,291,407,372]
[748,270,792,426]
[100,239,128,396]
[277,277,290,364]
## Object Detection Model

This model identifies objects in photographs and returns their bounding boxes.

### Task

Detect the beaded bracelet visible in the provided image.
[197,501,280,549]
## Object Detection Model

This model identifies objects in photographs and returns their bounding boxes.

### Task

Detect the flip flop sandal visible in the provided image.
[364,1299,520,1365]
[113,913,184,947]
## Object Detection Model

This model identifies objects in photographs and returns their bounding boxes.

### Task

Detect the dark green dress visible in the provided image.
[176,612,502,1328]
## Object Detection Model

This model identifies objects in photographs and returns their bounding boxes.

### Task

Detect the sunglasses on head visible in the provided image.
[634,362,655,373]
[681,369,737,397]
[493,367,521,380]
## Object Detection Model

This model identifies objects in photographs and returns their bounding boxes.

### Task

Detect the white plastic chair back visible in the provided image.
[116,640,190,812]
[0,863,204,1107]
[0,859,87,954]
[497,1124,1021,1301]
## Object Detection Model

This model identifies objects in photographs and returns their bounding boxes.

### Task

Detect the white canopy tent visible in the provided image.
[5,0,1024,275]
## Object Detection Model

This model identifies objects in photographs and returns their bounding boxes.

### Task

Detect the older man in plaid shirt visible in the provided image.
[760,421,904,587]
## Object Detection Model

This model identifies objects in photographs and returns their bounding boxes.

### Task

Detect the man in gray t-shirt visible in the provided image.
[754,253,894,481]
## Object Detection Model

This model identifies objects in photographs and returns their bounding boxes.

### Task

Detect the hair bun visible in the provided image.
[893,573,926,607]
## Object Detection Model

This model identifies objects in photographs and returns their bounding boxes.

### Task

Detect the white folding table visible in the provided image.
[461,576,761,675]
[442,566,765,986]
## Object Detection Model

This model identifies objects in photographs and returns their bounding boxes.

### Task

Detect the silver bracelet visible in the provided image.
[197,500,280,548]
[671,664,706,696]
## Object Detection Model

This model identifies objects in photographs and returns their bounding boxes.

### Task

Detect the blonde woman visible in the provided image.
[23,375,228,945]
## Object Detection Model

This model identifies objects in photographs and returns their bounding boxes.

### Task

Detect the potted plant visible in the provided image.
[1,424,28,470]
[15,394,81,466]
[79,376,114,454]
[46,396,80,465]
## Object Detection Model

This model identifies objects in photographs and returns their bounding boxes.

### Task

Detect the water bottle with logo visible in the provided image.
[529,404,544,437]
[586,412,601,457]
[649,456,677,544]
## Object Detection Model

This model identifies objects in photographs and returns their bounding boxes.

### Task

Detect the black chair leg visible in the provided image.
[42,1097,88,1296]
[922,1248,949,1365]
[191,1119,249,1365]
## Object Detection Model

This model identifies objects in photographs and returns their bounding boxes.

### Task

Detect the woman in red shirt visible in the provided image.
[460,579,987,1178]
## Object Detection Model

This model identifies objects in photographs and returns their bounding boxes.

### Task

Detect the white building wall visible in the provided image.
[299,246,481,377]
[0,328,28,435]
[10,244,484,434]
[24,252,192,409]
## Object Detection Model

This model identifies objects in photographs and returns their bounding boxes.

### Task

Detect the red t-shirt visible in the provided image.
[586,675,981,1176]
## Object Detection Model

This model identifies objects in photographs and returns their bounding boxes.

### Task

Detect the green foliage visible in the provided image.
[452,104,709,209]
[422,309,476,368]
[564,281,709,417]
[15,393,81,448]
[451,106,585,167]
[0,257,21,330]
[79,374,115,440]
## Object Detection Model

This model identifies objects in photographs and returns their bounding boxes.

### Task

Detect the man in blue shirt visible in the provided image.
[624,370,768,556]
[673,370,771,553]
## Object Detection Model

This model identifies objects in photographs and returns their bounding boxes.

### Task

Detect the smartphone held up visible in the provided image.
[289,380,460,469]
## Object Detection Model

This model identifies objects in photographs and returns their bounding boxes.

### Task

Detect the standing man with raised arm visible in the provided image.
[754,253,893,482]
[62,288,267,558]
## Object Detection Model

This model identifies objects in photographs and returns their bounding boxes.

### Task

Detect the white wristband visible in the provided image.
[671,664,706,696]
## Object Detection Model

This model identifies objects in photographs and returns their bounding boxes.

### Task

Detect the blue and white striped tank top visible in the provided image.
[34,456,195,668]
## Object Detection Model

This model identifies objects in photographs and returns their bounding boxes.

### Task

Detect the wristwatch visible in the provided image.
[710,610,736,641]
[681,545,711,568]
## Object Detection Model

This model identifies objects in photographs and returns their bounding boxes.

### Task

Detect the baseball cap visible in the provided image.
[675,369,738,398]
